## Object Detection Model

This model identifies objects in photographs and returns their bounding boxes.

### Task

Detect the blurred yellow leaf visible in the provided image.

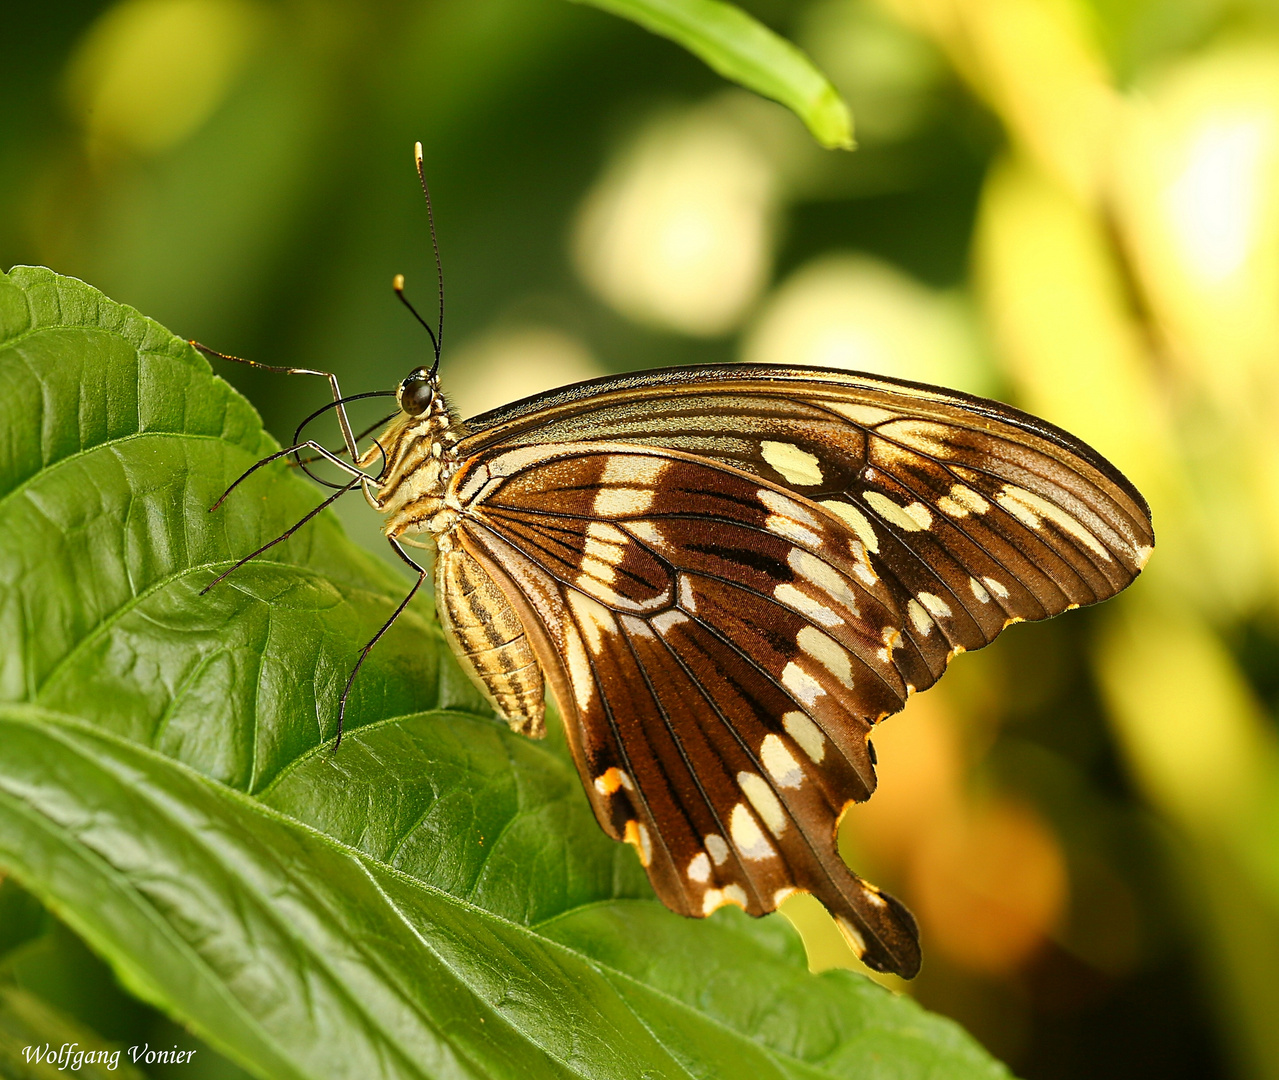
[1113,42,1279,407]
[1094,599,1274,832]
[973,155,1160,484]
[875,0,1117,201]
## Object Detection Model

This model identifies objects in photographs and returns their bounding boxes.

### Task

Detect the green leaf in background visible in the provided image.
[569,0,855,148]
[0,266,1005,1079]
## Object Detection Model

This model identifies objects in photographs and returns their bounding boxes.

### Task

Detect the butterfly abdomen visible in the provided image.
[435,533,547,738]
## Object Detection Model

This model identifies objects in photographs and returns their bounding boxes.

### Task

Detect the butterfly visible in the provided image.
[198,148,1153,980]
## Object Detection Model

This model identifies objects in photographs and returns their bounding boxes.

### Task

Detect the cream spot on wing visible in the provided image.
[827,402,898,426]
[579,556,616,585]
[739,772,787,837]
[938,483,991,518]
[761,441,824,486]
[1136,544,1154,569]
[820,499,880,554]
[782,710,826,763]
[969,576,991,603]
[620,614,654,640]
[567,590,615,652]
[678,575,698,613]
[782,661,826,706]
[757,488,821,526]
[788,549,860,618]
[705,834,729,866]
[623,820,652,866]
[864,490,932,531]
[562,622,595,713]
[592,456,667,517]
[850,560,878,587]
[594,487,655,517]
[601,455,667,486]
[584,522,629,565]
[687,853,711,883]
[862,882,888,908]
[765,515,821,548]
[797,625,854,688]
[485,444,566,481]
[758,489,825,546]
[761,734,803,788]
[996,485,1111,558]
[773,886,798,906]
[880,419,956,458]
[982,576,1010,598]
[917,591,952,619]
[907,598,933,636]
[774,583,843,627]
[593,767,633,796]
[707,884,750,912]
[730,801,777,857]
[623,519,664,547]
[651,610,690,636]
[835,917,867,957]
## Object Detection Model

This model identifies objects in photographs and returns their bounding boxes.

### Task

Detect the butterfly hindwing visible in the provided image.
[453,444,923,972]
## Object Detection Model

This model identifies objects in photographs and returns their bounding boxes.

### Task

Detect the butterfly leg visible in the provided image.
[201,475,363,594]
[333,536,428,749]
[210,439,380,513]
[191,341,366,464]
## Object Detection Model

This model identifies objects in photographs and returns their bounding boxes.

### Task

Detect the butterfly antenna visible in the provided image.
[392,274,440,362]
[414,140,444,375]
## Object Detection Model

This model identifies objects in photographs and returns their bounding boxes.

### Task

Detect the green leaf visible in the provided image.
[0,266,1007,1079]
[568,0,854,149]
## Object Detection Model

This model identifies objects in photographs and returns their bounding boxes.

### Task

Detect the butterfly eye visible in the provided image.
[398,368,435,416]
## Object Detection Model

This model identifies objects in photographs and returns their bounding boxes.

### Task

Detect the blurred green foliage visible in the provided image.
[2,0,1279,1078]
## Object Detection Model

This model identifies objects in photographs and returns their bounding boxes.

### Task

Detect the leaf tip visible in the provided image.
[811,87,855,151]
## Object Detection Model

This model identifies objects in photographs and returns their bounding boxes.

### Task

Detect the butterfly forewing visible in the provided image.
[439,365,1153,978]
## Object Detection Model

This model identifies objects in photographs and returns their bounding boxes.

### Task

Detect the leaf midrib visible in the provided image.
[0,428,243,518]
[33,558,436,711]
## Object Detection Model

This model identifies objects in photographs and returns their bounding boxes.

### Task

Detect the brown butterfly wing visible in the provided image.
[446,366,1154,978]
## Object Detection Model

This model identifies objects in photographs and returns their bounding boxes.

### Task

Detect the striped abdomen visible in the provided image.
[435,536,546,738]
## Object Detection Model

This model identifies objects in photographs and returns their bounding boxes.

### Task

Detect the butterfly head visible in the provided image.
[397,366,440,417]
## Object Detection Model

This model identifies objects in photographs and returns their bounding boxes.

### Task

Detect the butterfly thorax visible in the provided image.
[364,389,465,539]
[363,375,547,739]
